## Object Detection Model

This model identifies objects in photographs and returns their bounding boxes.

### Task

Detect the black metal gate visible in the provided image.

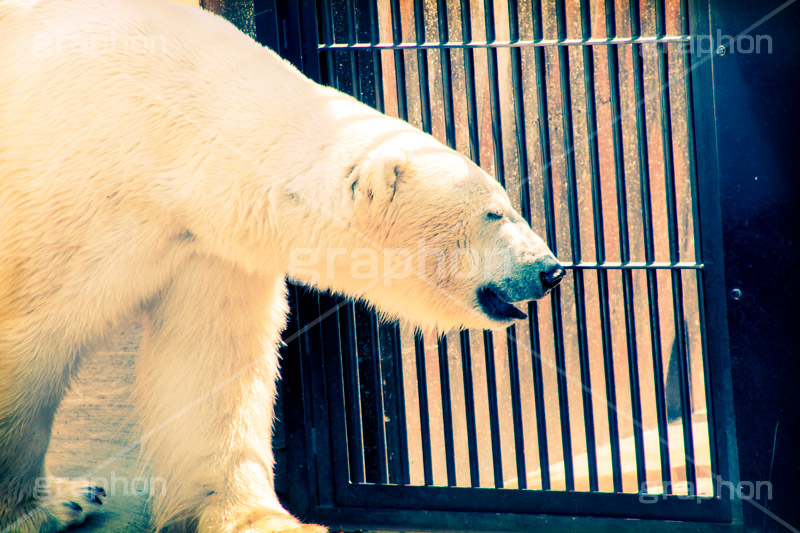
[253,0,799,530]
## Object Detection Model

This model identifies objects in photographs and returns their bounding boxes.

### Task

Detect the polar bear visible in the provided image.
[0,0,564,531]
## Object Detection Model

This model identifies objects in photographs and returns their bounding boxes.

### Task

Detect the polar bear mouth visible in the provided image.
[477,286,528,321]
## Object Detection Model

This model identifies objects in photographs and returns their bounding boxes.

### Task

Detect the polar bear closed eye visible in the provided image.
[0,0,562,531]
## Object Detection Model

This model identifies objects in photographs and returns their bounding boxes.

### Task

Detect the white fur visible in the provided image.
[0,1,556,531]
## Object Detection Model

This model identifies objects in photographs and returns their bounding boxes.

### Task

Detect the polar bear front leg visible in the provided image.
[135,256,325,532]
[0,350,106,532]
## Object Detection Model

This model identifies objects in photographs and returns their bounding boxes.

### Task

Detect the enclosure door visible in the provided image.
[263,0,742,530]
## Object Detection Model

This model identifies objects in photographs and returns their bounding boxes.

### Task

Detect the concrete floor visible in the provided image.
[47,323,151,532]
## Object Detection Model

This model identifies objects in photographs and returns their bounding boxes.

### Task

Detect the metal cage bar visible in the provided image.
[340,302,366,483]
[436,0,457,148]
[505,327,527,489]
[367,314,389,484]
[389,0,408,121]
[461,331,481,487]
[344,0,362,100]
[412,0,432,134]
[457,0,485,489]
[413,331,435,486]
[679,0,719,498]
[316,35,692,50]
[482,0,506,186]
[578,0,624,494]
[459,0,481,163]
[382,323,410,484]
[483,332,505,488]
[438,335,459,486]
[603,0,649,492]
[554,0,600,493]
[366,0,385,112]
[628,0,673,493]
[528,302,551,490]
[505,0,532,491]
[480,0,507,490]
[654,0,697,494]
[531,0,575,492]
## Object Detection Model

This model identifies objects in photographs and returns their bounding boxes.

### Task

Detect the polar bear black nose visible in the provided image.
[540,263,566,291]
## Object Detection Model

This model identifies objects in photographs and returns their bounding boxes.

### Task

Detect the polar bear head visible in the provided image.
[286,126,564,332]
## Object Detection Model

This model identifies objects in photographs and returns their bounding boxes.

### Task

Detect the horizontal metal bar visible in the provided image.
[561,261,704,270]
[333,483,731,523]
[317,35,691,51]
[315,506,737,533]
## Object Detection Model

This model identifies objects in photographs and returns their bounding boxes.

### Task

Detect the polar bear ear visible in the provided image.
[347,148,408,208]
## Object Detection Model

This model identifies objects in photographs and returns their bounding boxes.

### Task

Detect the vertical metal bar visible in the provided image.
[681,0,719,496]
[505,1,547,486]
[366,0,384,112]
[654,0,696,493]
[389,0,408,121]
[483,334,505,488]
[506,328,527,489]
[670,271,694,488]
[414,331,435,486]
[478,3,506,487]
[344,0,362,100]
[459,0,480,163]
[294,0,344,502]
[438,335,458,486]
[340,303,366,483]
[295,290,325,508]
[412,0,432,134]
[629,0,672,493]
[528,304,551,490]
[462,331,481,488]
[280,285,315,513]
[378,324,398,485]
[385,323,411,485]
[579,0,623,493]
[254,0,280,55]
[436,0,456,148]
[362,0,406,485]
[554,0,598,493]
[504,0,530,490]
[315,295,350,505]
[694,268,715,493]
[531,0,574,491]
[458,18,495,478]
[319,0,337,88]
[679,1,704,271]
[554,352,577,492]
[296,0,323,83]
[366,316,386,485]
[604,0,647,492]
[507,0,531,222]
[482,0,505,185]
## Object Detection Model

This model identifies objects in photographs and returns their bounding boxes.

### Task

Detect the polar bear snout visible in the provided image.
[506,255,565,301]
[540,259,566,292]
[477,255,565,322]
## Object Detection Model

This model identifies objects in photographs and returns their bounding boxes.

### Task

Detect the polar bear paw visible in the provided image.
[1,478,105,533]
[234,509,327,533]
[38,479,106,531]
